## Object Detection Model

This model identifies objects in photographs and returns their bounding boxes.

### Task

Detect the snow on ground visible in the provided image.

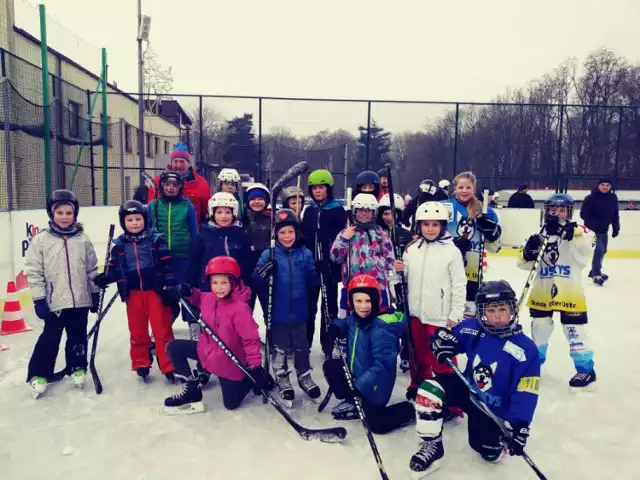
[0,257,638,480]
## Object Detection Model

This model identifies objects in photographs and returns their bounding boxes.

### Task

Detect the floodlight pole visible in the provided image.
[137,0,145,183]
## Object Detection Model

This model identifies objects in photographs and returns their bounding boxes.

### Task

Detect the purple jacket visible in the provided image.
[190,283,261,381]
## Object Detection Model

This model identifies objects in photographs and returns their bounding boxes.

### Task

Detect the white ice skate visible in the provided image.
[71,368,86,389]
[29,377,48,399]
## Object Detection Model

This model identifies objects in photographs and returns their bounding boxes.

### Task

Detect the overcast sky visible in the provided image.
[14,0,640,135]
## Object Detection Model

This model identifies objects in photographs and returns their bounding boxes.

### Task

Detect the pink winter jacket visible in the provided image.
[189,283,262,381]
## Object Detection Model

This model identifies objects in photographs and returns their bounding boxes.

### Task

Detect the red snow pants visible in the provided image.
[409,316,456,388]
[126,290,175,374]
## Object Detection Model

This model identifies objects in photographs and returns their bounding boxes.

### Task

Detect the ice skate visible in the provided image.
[410,437,444,478]
[297,370,321,401]
[164,377,204,415]
[29,376,48,399]
[331,399,359,421]
[274,369,294,408]
[136,367,150,381]
[400,359,410,373]
[481,444,508,463]
[569,370,597,391]
[189,322,201,341]
[70,368,86,388]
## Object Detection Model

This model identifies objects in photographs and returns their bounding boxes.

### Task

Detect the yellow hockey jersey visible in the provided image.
[517,224,593,313]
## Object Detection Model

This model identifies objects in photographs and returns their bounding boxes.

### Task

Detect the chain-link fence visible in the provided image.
[2,47,640,212]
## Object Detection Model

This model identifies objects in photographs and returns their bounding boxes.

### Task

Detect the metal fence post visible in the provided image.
[258,97,262,182]
[613,106,623,188]
[0,49,5,77]
[3,78,14,210]
[555,104,565,192]
[452,103,460,177]
[86,89,96,205]
[366,101,372,170]
[198,95,203,171]
[119,118,125,203]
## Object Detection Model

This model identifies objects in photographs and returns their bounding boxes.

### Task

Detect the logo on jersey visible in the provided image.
[456,217,476,240]
[472,355,497,393]
[541,242,559,267]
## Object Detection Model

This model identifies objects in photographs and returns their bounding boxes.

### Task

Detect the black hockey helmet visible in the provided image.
[355,170,381,198]
[119,200,147,231]
[159,170,184,196]
[377,168,388,179]
[275,208,300,231]
[419,179,438,196]
[476,280,519,335]
[46,189,79,221]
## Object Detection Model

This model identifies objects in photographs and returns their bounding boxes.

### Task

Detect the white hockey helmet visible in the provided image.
[208,192,239,218]
[218,168,241,184]
[379,193,405,211]
[438,179,451,192]
[415,201,451,222]
[351,193,379,212]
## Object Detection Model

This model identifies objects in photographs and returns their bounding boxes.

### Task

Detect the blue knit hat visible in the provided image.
[247,188,269,203]
[171,142,191,162]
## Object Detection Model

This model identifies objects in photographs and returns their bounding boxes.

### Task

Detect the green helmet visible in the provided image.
[308,169,334,187]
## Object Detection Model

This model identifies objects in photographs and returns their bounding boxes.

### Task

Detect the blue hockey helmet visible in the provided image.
[355,170,381,198]
[544,193,574,220]
[476,280,519,335]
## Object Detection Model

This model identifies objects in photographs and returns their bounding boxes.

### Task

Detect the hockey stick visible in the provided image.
[89,224,116,394]
[515,228,552,316]
[264,161,310,403]
[476,189,490,285]
[446,359,547,480]
[179,298,346,443]
[385,163,419,387]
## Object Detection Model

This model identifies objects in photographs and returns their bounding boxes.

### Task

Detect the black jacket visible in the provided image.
[580,188,620,234]
[403,191,449,230]
[507,191,535,209]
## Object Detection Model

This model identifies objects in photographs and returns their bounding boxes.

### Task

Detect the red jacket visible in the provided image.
[378,185,389,201]
[148,167,211,225]
[189,283,261,381]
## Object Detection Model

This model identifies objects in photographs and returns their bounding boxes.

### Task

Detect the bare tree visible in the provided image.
[144,45,174,115]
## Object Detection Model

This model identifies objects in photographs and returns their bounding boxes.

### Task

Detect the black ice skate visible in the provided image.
[588,271,608,281]
[274,369,295,408]
[297,371,321,401]
[164,377,204,415]
[592,275,606,286]
[331,399,359,421]
[136,367,150,381]
[569,370,597,391]
[410,436,444,479]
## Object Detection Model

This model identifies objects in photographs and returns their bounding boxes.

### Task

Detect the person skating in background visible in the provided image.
[377,168,390,200]
[242,183,272,311]
[93,200,177,382]
[323,275,414,433]
[148,142,211,226]
[300,169,347,358]
[25,190,101,398]
[507,184,535,209]
[281,186,305,217]
[148,170,199,322]
[162,256,271,414]
[353,170,381,200]
[253,209,321,405]
[409,281,540,478]
[398,202,466,402]
[444,172,502,318]
[520,193,597,389]
[580,178,620,286]
[217,168,244,214]
[403,179,448,231]
[331,193,400,315]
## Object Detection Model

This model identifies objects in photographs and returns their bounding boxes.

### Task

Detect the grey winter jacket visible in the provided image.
[24,228,101,312]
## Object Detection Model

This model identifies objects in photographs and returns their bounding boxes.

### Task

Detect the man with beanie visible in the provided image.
[148,142,211,225]
[507,184,535,209]
[580,178,620,285]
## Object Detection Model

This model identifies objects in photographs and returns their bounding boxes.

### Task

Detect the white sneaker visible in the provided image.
[71,368,86,388]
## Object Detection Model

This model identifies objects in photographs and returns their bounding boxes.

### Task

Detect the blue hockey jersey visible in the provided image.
[452,317,540,424]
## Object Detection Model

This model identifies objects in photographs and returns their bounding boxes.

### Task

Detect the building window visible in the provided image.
[164,141,169,154]
[125,124,132,152]
[68,101,81,138]
[125,176,131,200]
[155,137,160,157]
[146,133,152,158]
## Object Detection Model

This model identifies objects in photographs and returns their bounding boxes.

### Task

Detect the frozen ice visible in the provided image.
[0,257,637,479]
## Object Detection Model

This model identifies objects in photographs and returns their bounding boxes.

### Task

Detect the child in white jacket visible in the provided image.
[398,202,467,401]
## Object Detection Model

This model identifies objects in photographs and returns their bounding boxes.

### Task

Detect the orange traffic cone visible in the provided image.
[0,281,31,336]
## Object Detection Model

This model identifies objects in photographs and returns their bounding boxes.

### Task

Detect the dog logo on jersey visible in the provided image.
[456,217,476,239]
[472,355,497,393]
[542,242,560,267]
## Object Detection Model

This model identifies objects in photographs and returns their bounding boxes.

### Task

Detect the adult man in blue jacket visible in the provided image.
[580,178,620,286]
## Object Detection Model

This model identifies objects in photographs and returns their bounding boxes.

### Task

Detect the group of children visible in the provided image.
[24,160,599,477]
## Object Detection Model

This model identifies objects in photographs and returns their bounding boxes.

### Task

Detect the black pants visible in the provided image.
[308,280,339,354]
[166,339,253,410]
[27,308,89,381]
[436,372,504,458]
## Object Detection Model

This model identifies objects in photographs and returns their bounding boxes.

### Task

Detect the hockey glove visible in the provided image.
[160,286,180,306]
[430,327,458,364]
[612,230,619,238]
[544,215,562,236]
[453,236,472,255]
[255,259,276,280]
[559,222,577,242]
[33,299,51,321]
[506,421,530,456]
[93,273,110,290]
[328,323,347,342]
[249,366,274,393]
[90,293,100,313]
[475,214,501,242]
[523,234,543,261]
[315,258,327,275]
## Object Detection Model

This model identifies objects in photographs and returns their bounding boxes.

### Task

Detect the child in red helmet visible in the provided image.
[163,256,271,414]
[323,274,414,433]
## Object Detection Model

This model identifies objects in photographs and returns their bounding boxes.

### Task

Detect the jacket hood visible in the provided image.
[319,199,343,211]
[591,186,613,195]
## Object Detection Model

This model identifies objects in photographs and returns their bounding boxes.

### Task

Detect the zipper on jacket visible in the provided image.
[168,202,172,249]
[350,326,359,372]
[133,242,143,290]
[63,238,77,307]
[288,250,294,324]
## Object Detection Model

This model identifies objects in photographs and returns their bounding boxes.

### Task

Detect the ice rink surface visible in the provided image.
[1,257,638,480]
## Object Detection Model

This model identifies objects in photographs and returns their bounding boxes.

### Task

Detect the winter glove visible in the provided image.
[523,234,543,261]
[328,323,347,342]
[90,293,100,313]
[475,214,501,242]
[612,230,619,238]
[430,327,458,364]
[255,259,276,280]
[93,273,110,290]
[506,422,530,456]
[34,299,51,320]
[453,236,472,255]
[249,366,274,394]
[314,258,327,275]
[161,286,180,306]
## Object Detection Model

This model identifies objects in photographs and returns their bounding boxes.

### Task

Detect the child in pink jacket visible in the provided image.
[162,256,270,414]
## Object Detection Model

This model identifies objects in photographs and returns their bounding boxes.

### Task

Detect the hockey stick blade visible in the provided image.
[271,161,309,199]
[317,387,333,413]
